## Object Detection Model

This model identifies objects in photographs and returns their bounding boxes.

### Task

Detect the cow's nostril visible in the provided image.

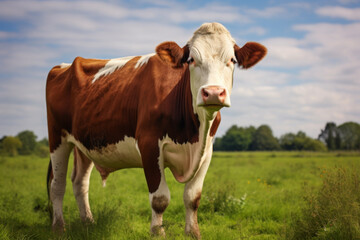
[202,89,209,98]
[219,89,226,97]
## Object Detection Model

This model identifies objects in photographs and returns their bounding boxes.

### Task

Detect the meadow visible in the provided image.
[1,151,360,239]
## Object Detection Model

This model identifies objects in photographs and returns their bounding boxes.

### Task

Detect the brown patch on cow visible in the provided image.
[210,112,221,137]
[152,195,169,214]
[234,42,267,69]
[191,192,202,211]
[46,58,108,152]
[156,41,189,67]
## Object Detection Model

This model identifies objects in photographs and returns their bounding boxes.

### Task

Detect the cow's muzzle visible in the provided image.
[198,86,230,109]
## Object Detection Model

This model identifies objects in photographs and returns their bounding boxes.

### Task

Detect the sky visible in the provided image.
[0,0,360,140]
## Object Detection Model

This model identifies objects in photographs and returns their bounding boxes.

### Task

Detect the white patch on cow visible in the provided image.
[92,56,135,83]
[159,115,215,184]
[160,135,203,183]
[59,63,71,69]
[65,133,143,169]
[135,53,155,69]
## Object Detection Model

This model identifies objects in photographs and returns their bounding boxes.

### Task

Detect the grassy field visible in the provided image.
[1,151,360,239]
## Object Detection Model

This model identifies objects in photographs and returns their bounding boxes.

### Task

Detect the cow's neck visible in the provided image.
[196,107,219,154]
[161,68,220,183]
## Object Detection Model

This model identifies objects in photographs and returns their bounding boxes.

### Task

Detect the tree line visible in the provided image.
[214,121,360,151]
[0,130,49,157]
[1,121,359,156]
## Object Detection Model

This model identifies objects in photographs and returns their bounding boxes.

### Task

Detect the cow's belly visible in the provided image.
[68,135,143,169]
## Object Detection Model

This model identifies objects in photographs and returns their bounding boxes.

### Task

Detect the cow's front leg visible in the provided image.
[183,157,211,239]
[138,138,170,236]
[149,178,170,236]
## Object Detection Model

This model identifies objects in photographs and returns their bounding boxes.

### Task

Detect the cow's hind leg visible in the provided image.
[71,147,94,223]
[49,141,72,232]
[183,156,211,239]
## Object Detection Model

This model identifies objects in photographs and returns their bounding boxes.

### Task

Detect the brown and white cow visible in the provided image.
[46,22,266,238]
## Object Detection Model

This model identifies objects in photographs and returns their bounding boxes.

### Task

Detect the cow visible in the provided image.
[46,22,266,238]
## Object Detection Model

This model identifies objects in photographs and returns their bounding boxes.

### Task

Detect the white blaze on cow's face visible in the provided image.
[187,23,236,114]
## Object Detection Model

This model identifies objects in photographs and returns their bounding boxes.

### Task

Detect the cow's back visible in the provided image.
[46,54,192,152]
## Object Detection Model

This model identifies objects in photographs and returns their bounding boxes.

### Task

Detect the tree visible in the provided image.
[318,122,338,150]
[17,130,37,155]
[279,133,297,150]
[213,137,223,151]
[250,125,280,151]
[214,125,255,151]
[2,136,22,156]
[337,122,360,150]
[318,122,360,150]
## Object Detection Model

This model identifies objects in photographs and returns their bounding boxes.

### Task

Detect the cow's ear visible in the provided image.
[156,41,189,67]
[234,42,267,69]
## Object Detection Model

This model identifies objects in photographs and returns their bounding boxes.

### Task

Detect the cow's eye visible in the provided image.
[187,57,195,64]
[230,57,237,64]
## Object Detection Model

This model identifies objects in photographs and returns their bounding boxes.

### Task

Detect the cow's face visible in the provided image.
[156,23,267,117]
[187,25,236,113]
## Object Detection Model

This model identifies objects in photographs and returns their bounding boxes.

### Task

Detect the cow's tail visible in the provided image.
[47,159,53,221]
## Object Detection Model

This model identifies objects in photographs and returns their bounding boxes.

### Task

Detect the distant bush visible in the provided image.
[1,136,22,156]
[17,130,37,155]
[288,166,360,239]
[0,130,49,157]
[35,145,49,158]
[280,131,327,151]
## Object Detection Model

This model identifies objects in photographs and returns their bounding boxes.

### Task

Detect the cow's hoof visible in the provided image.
[52,221,65,234]
[151,225,166,237]
[185,229,201,239]
[82,218,95,226]
[81,214,94,225]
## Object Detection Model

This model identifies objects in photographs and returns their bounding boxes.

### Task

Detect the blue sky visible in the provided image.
[0,0,360,140]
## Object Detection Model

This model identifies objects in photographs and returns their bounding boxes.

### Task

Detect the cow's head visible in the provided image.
[156,22,267,118]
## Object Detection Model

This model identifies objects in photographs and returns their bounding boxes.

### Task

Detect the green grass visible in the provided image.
[0,151,360,239]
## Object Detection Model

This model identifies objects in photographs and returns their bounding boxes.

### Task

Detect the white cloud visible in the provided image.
[243,26,267,36]
[261,38,321,68]
[216,14,360,138]
[246,7,286,18]
[219,78,360,138]
[316,6,360,20]
[0,0,360,141]
[337,0,359,3]
[293,22,360,84]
